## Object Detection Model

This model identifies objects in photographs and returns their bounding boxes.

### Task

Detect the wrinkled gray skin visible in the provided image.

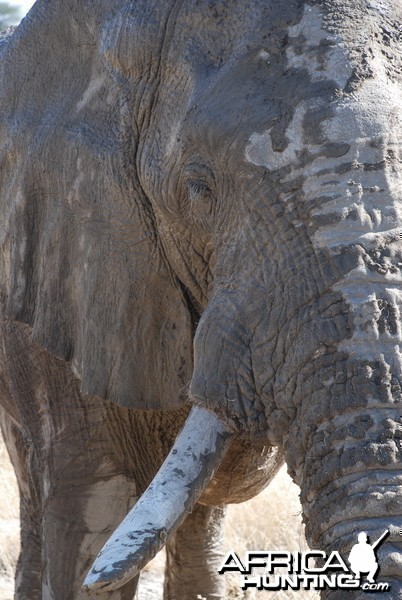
[1,0,402,598]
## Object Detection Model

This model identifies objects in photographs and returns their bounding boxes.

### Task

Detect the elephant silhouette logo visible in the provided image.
[348,530,389,583]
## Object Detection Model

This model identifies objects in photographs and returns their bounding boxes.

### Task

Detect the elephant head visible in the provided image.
[1,0,402,597]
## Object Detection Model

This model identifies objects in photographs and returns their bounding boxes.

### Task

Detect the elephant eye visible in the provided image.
[182,161,215,219]
[187,179,212,201]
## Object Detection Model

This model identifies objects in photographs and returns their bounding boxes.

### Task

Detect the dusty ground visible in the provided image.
[0,433,318,599]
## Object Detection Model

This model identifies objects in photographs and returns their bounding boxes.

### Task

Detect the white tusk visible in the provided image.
[82,405,232,593]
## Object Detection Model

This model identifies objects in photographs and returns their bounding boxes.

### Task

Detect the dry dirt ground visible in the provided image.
[0,433,318,599]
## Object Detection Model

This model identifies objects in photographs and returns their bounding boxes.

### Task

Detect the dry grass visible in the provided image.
[224,467,319,599]
[0,433,319,599]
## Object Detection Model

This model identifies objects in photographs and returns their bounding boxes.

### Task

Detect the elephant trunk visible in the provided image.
[295,388,402,597]
[282,137,402,592]
[263,38,402,592]
[82,406,232,593]
[282,174,402,592]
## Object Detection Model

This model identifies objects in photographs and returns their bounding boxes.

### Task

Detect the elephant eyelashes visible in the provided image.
[185,179,215,218]
[182,161,216,217]
[187,179,212,199]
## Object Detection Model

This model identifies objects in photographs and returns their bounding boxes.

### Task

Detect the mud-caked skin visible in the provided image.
[0,0,402,598]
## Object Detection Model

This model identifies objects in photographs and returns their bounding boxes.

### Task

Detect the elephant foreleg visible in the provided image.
[39,392,141,600]
[0,318,140,600]
[164,503,227,600]
[41,470,140,600]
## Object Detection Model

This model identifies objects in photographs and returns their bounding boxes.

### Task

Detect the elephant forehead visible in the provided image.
[285,4,352,89]
[180,51,325,160]
[177,3,366,165]
[100,0,281,80]
[243,1,402,172]
[244,102,308,171]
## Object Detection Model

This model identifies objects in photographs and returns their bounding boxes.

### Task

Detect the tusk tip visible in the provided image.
[82,527,162,592]
[82,569,111,593]
[82,553,141,593]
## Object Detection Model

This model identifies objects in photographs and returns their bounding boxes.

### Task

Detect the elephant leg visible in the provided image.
[0,319,140,599]
[39,394,140,600]
[41,470,140,600]
[164,503,227,600]
[0,409,42,600]
[41,481,140,600]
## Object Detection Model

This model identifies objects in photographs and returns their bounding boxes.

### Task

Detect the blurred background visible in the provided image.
[0,0,35,29]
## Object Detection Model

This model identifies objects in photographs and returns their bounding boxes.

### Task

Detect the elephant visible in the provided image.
[0,0,402,598]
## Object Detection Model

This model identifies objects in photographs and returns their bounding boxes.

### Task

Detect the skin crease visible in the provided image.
[0,0,402,599]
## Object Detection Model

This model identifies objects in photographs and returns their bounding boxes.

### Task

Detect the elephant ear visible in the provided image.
[0,1,193,410]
